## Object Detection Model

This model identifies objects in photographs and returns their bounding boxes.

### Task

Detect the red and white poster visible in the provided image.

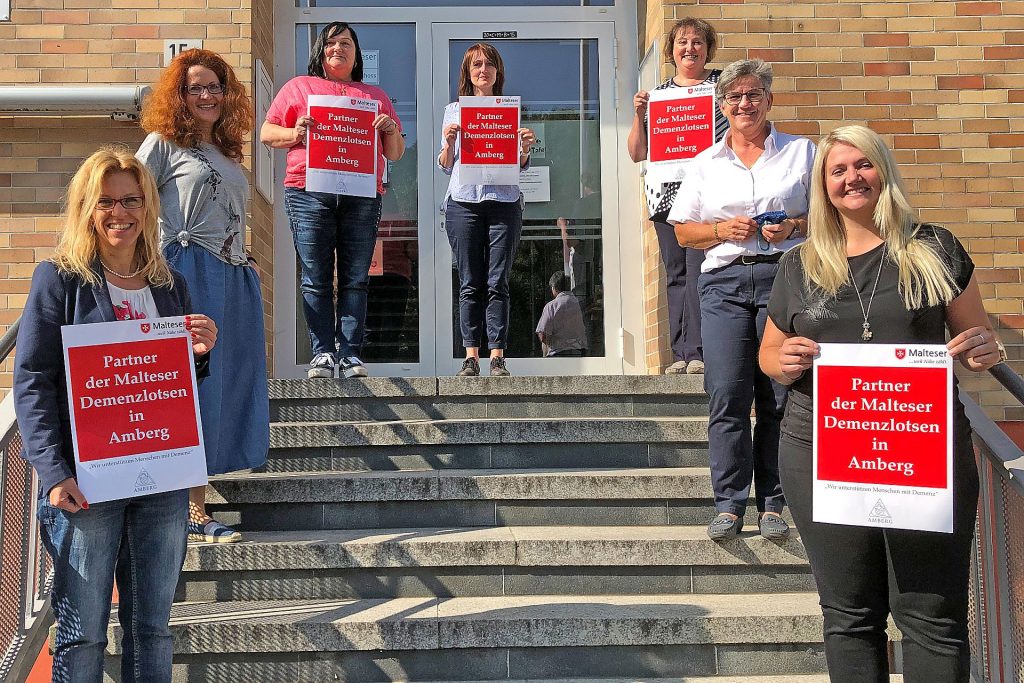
[813,343,953,533]
[459,95,521,186]
[61,317,207,503]
[646,84,716,185]
[305,94,378,198]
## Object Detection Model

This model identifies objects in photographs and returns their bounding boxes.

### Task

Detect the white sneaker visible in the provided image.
[664,360,688,375]
[686,359,705,374]
[339,355,368,378]
[307,352,336,379]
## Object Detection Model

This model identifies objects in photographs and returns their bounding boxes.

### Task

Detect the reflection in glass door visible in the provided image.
[433,24,619,375]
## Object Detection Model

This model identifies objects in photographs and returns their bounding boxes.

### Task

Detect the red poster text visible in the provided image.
[816,365,948,488]
[648,92,714,163]
[460,106,519,165]
[67,337,199,462]
[307,104,376,175]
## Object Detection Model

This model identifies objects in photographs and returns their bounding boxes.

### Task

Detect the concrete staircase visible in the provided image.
[107,375,836,681]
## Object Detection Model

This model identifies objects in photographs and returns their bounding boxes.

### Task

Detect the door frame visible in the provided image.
[271,5,643,378]
[430,21,622,376]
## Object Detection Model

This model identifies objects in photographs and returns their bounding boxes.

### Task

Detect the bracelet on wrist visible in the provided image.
[713,222,721,241]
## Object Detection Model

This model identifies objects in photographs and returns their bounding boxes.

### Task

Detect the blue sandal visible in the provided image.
[187,518,241,543]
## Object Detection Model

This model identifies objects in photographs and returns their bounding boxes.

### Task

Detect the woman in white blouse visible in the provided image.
[669,58,814,542]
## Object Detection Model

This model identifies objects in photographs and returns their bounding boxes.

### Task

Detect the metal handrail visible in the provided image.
[965,360,1024,683]
[0,316,53,683]
[0,318,18,363]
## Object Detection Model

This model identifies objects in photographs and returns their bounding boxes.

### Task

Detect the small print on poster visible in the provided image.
[61,317,208,503]
[459,95,520,186]
[305,94,379,198]
[813,343,953,533]
[645,84,715,187]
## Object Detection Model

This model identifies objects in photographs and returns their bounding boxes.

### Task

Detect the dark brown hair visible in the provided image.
[663,18,718,65]
[457,43,505,97]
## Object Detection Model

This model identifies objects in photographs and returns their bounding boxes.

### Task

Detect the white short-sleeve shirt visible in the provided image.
[667,125,816,272]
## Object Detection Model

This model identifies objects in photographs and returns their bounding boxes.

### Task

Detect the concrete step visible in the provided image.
[177,526,812,601]
[269,375,706,400]
[269,376,706,423]
[210,468,715,503]
[269,417,710,450]
[110,592,826,655]
[116,643,843,682]
[184,526,807,570]
[206,468,785,531]
[263,441,710,474]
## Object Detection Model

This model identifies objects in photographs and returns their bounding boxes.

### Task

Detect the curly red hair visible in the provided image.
[141,49,253,161]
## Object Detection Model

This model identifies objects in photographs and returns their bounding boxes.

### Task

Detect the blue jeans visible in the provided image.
[698,259,787,516]
[38,489,188,683]
[444,199,523,350]
[284,187,383,358]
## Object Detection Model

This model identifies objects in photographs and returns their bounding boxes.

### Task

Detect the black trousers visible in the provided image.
[779,400,978,683]
[653,220,703,363]
[445,199,523,350]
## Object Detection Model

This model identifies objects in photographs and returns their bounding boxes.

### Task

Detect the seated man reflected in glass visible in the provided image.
[536,271,588,357]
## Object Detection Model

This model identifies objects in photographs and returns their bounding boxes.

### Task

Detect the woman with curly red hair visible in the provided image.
[137,48,268,544]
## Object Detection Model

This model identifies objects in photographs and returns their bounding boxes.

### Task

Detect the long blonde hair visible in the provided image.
[53,147,173,287]
[801,125,957,309]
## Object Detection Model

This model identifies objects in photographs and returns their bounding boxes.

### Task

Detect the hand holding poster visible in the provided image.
[305,94,379,197]
[813,343,953,533]
[646,84,715,185]
[459,95,521,186]
[62,317,208,503]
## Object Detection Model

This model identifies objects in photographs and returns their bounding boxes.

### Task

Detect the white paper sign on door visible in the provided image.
[813,343,954,533]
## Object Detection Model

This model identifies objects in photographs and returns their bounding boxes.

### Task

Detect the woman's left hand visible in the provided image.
[948,325,1002,372]
[374,114,400,136]
[519,128,536,155]
[186,314,217,356]
[761,218,797,245]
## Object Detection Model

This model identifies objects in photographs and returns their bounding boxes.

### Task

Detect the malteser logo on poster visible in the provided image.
[895,348,906,360]
[140,323,151,334]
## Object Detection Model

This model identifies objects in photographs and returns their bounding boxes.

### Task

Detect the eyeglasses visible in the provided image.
[184,83,225,96]
[96,196,144,211]
[723,88,767,106]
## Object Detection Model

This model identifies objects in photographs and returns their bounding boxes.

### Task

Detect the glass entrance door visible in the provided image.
[431,23,621,376]
[273,17,625,378]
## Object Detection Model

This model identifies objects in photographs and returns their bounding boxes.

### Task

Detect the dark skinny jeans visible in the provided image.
[445,199,523,350]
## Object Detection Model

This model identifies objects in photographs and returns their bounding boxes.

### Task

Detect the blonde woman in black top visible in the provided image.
[761,125,1000,682]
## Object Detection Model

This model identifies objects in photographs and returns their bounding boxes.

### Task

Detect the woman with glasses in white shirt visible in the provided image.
[669,58,814,542]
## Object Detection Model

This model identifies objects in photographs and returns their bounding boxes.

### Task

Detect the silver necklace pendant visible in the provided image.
[861,322,873,342]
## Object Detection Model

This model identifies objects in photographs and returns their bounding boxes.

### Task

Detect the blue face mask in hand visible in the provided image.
[753,210,788,251]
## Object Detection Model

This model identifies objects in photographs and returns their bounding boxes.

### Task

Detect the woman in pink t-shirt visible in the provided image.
[261,21,405,379]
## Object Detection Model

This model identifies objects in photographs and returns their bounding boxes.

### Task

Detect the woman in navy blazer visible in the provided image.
[14,147,217,683]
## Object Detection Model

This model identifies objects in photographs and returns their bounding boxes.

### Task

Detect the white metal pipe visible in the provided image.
[0,85,150,116]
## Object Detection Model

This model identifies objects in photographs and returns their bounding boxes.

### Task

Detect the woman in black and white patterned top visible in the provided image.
[627,17,729,376]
